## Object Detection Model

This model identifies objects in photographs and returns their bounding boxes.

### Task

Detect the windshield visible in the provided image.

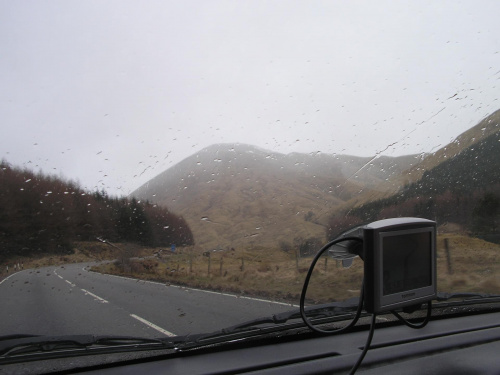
[1,0,499,364]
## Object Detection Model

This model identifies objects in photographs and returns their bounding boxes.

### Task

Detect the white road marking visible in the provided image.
[90,270,298,307]
[130,314,176,337]
[81,288,109,303]
[53,270,64,279]
[65,280,76,287]
[0,272,19,285]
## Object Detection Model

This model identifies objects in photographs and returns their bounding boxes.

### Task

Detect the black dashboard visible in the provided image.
[54,310,500,375]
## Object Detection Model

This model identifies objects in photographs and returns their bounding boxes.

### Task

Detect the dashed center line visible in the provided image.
[44,267,177,337]
[130,314,176,337]
[81,288,109,303]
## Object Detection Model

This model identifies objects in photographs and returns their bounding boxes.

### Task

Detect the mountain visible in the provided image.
[345,109,500,208]
[131,144,420,249]
[131,109,500,250]
[328,111,500,241]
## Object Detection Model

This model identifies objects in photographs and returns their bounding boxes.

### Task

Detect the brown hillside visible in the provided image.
[341,109,500,210]
[131,144,420,250]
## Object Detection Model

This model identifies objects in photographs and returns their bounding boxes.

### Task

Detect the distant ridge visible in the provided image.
[131,109,499,250]
[344,108,500,209]
[131,144,420,249]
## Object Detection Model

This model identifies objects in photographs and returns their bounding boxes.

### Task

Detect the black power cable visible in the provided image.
[299,236,373,375]
[299,237,364,335]
[349,313,376,375]
[300,236,433,374]
[391,301,432,329]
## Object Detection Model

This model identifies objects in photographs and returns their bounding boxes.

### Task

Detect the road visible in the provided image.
[0,263,297,338]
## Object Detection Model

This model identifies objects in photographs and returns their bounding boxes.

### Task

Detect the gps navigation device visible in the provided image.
[362,218,436,313]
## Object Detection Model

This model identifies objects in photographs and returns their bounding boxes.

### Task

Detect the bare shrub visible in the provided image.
[257,262,272,272]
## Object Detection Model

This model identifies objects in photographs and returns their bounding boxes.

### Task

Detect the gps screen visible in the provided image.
[382,231,432,296]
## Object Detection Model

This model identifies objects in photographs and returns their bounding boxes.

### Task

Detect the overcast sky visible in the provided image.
[1,1,499,195]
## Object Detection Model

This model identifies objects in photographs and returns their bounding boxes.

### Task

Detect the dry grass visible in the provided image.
[92,247,312,302]
[5,234,496,305]
[91,234,500,305]
[436,234,500,294]
[0,243,101,273]
[0,241,158,280]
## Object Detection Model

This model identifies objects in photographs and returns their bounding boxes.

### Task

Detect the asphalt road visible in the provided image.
[0,263,297,338]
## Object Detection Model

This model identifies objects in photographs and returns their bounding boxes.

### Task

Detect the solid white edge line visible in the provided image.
[89,271,298,308]
[0,271,20,285]
[130,314,176,337]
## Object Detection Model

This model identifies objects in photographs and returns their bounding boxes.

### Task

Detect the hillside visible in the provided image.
[132,110,499,251]
[329,127,500,241]
[131,144,420,250]
[343,108,500,208]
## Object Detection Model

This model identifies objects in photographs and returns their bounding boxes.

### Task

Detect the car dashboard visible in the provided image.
[9,309,498,375]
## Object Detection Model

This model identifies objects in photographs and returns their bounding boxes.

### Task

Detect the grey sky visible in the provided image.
[1,1,499,195]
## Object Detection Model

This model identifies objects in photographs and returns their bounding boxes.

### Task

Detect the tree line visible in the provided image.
[0,161,194,261]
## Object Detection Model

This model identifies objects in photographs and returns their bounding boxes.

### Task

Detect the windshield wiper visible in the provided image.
[0,334,177,365]
[174,292,500,350]
[4,292,499,362]
[172,298,362,350]
[222,297,361,332]
[434,292,500,307]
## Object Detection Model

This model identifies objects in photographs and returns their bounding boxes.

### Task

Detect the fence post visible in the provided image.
[444,238,453,274]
